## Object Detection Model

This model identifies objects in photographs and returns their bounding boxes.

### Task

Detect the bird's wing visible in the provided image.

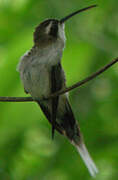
[51,63,63,138]
[37,63,64,137]
[37,101,64,135]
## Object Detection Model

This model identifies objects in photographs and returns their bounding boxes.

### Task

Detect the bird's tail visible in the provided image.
[72,141,98,177]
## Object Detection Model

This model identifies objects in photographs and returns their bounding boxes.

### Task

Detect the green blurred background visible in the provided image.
[0,0,118,179]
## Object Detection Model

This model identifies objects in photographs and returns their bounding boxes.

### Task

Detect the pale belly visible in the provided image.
[21,59,69,123]
[22,63,51,99]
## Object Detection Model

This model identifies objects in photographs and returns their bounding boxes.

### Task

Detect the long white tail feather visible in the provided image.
[72,142,98,177]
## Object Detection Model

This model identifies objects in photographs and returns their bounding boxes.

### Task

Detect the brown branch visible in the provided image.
[0,96,33,102]
[0,57,118,102]
[49,57,118,98]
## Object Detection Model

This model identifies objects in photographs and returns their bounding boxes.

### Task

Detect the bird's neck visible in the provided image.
[31,41,65,66]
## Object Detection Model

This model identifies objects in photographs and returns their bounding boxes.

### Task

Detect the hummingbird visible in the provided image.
[18,5,98,177]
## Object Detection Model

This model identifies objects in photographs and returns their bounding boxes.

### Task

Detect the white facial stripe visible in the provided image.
[58,24,66,42]
[45,22,52,34]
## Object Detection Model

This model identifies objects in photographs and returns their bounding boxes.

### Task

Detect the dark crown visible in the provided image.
[34,19,59,46]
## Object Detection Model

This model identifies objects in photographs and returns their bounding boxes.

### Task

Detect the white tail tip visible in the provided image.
[73,142,98,177]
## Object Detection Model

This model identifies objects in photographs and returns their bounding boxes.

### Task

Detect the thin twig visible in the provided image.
[0,57,118,102]
[0,96,33,102]
[49,57,118,98]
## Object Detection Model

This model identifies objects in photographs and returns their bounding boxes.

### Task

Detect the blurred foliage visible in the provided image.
[0,0,118,179]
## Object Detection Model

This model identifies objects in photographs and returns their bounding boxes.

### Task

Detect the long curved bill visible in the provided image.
[60,5,97,23]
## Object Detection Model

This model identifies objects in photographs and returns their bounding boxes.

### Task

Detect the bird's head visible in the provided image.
[34,19,65,47]
[33,5,97,47]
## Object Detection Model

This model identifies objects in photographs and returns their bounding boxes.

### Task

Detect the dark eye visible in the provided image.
[50,23,58,37]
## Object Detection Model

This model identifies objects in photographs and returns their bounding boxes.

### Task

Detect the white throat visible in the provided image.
[58,23,66,43]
